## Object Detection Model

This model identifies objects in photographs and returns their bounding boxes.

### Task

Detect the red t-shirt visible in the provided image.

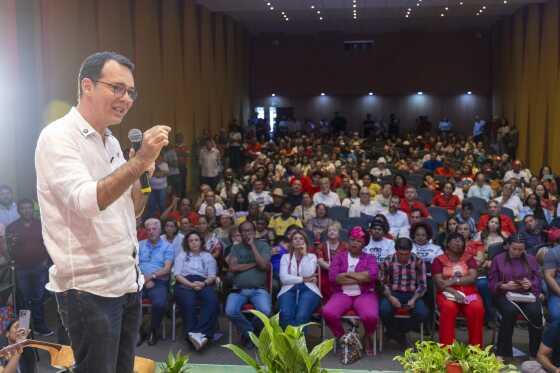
[477,214,516,235]
[435,167,455,177]
[431,255,477,276]
[175,145,190,167]
[290,175,314,195]
[432,193,461,213]
[400,199,430,217]
[392,185,406,199]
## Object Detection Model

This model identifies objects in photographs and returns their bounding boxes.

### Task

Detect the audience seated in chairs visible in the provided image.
[322,226,379,357]
[379,237,429,348]
[432,232,485,346]
[543,228,560,322]
[522,215,547,256]
[173,231,219,351]
[489,233,544,359]
[278,229,322,330]
[382,196,410,238]
[139,218,174,346]
[225,221,272,348]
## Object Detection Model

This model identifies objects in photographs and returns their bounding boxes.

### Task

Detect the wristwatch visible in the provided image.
[151,274,156,280]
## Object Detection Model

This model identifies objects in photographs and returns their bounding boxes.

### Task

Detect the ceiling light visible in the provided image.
[417,91,424,95]
[310,5,315,9]
[503,0,508,3]
[467,91,472,95]
[440,13,445,17]
[281,11,285,14]
[270,6,274,10]
[317,10,321,14]
[459,1,464,5]
[320,92,326,96]
[353,4,357,8]
[482,5,486,9]
[405,14,409,18]
[267,2,271,5]
[445,7,449,11]
[271,93,276,97]
[368,92,374,96]
[319,16,323,20]
[416,3,420,6]
[285,18,289,21]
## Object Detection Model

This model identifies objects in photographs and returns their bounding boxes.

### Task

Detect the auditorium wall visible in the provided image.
[251,30,492,133]
[0,0,251,198]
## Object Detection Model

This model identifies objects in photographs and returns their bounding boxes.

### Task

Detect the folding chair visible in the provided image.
[378,307,425,352]
[331,309,378,356]
[417,188,434,206]
[428,206,449,226]
[328,206,349,221]
[464,197,487,215]
[500,207,515,220]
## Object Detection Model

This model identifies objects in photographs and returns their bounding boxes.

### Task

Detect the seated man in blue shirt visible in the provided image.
[225,220,271,348]
[139,218,174,346]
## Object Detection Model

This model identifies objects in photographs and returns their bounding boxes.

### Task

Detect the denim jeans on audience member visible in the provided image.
[174,277,220,338]
[16,264,49,331]
[476,276,495,322]
[548,294,560,322]
[146,188,167,217]
[225,288,271,338]
[380,291,430,335]
[142,279,168,332]
[278,283,321,330]
[56,289,141,373]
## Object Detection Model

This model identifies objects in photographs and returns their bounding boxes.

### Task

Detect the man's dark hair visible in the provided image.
[17,198,34,209]
[395,237,413,251]
[461,201,473,211]
[77,51,134,98]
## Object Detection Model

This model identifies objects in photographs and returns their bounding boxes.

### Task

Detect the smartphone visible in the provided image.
[18,310,31,332]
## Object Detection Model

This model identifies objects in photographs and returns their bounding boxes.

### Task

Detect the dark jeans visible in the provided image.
[56,290,141,373]
[142,279,168,331]
[278,283,321,330]
[16,264,49,331]
[476,277,496,322]
[495,295,543,357]
[147,188,167,217]
[380,291,430,335]
[174,280,219,338]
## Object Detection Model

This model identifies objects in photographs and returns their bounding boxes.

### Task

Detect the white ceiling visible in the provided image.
[197,0,544,34]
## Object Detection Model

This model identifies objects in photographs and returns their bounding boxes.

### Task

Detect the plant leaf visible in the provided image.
[223,344,260,370]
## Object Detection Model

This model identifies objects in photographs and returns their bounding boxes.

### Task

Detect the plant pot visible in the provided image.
[446,362,463,373]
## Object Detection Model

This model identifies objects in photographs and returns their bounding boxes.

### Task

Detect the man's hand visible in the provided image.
[389,296,402,308]
[406,299,416,309]
[129,148,155,177]
[303,274,317,283]
[501,281,521,291]
[135,125,172,169]
[145,280,155,289]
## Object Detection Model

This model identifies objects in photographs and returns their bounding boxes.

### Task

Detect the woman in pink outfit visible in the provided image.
[322,226,379,356]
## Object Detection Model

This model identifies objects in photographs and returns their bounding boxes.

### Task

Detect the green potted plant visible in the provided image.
[156,351,190,373]
[394,341,520,373]
[223,310,334,373]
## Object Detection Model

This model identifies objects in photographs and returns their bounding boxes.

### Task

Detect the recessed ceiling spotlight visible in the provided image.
[353,4,357,8]
[285,18,289,21]
[482,5,486,9]
[503,0,508,3]
[368,92,374,96]
[317,10,321,14]
[310,5,315,9]
[270,6,274,10]
[271,93,276,97]
[467,91,472,95]
[320,92,326,96]
[267,2,271,5]
[319,16,323,20]
[445,7,449,11]
[417,91,424,95]
[440,13,445,17]
[459,1,464,5]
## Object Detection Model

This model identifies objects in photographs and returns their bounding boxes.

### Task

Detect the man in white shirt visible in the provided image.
[0,185,19,227]
[349,187,383,218]
[197,190,224,216]
[495,182,523,218]
[383,196,410,238]
[467,172,494,202]
[199,139,221,189]
[248,179,273,210]
[35,52,170,373]
[370,157,392,178]
[363,220,395,264]
[503,160,532,184]
[313,177,341,207]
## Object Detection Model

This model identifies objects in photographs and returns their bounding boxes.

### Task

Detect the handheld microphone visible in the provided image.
[128,128,152,194]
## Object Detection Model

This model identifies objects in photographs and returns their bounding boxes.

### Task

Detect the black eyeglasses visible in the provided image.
[94,80,138,101]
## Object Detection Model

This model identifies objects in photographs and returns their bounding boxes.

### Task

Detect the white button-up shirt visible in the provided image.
[35,107,143,297]
[313,191,341,207]
[0,202,19,227]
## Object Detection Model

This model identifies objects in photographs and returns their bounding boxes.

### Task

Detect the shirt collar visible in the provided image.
[70,107,112,139]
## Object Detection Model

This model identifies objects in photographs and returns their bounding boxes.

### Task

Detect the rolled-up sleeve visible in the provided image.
[36,131,100,219]
[205,254,217,277]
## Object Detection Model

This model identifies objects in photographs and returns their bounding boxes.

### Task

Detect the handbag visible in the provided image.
[505,291,536,303]
[338,324,362,365]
